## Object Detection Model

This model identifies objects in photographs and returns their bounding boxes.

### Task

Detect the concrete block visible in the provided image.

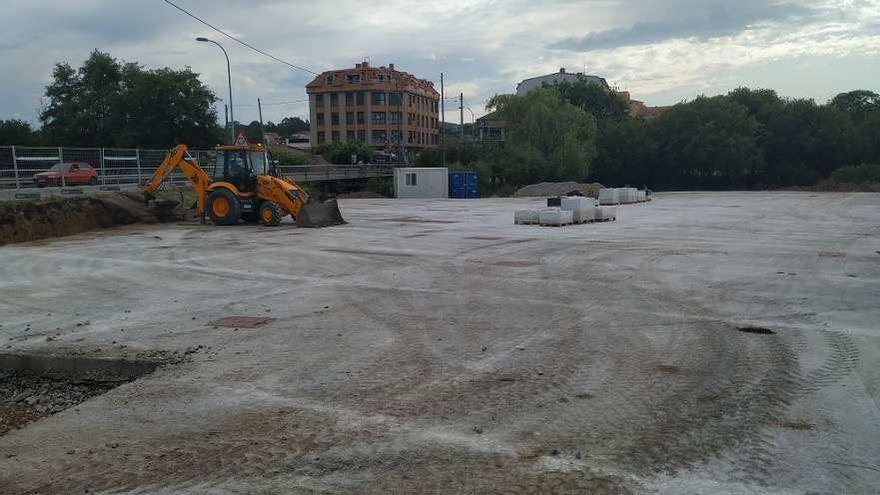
[514,209,541,225]
[599,188,619,205]
[560,197,596,223]
[539,208,573,226]
[596,206,617,221]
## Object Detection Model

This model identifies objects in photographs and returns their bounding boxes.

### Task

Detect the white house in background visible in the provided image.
[515,68,610,96]
[394,167,448,199]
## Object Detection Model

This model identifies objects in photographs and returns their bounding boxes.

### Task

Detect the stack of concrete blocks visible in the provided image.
[595,205,618,221]
[560,196,596,224]
[599,188,619,205]
[514,209,541,225]
[539,208,574,226]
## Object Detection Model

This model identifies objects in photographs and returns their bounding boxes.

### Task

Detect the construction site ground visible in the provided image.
[1,192,879,494]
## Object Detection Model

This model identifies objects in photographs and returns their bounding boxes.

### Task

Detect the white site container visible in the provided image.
[599,188,619,205]
[514,209,541,225]
[622,188,636,204]
[560,197,596,223]
[394,167,449,199]
[539,208,573,226]
[638,190,646,202]
[596,206,617,221]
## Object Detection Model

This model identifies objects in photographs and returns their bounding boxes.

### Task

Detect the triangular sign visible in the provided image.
[234,132,250,147]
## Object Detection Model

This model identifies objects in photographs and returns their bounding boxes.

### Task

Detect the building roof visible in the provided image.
[516,68,610,95]
[306,61,439,98]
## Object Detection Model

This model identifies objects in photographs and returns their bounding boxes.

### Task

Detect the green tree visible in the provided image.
[116,64,223,148]
[593,116,657,186]
[652,96,762,188]
[491,88,598,184]
[830,90,880,122]
[554,80,630,121]
[40,50,223,148]
[0,119,38,145]
[315,141,375,163]
[272,117,309,136]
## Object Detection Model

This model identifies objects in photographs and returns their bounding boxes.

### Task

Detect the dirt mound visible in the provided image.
[515,181,605,198]
[0,193,180,246]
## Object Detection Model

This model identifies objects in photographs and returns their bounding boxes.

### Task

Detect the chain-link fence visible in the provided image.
[0,146,392,191]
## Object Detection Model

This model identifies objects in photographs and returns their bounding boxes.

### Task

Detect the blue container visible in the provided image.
[448,171,480,199]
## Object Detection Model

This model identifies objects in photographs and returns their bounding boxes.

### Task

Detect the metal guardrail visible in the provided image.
[0,146,393,191]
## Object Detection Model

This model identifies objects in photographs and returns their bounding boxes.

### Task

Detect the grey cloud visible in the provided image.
[551,1,819,51]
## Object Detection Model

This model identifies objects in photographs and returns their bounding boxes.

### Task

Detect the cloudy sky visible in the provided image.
[1,0,879,127]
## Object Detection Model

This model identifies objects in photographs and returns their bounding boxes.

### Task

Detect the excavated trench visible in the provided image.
[0,353,161,435]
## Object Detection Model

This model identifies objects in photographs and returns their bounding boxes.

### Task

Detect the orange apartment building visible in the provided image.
[306,62,440,158]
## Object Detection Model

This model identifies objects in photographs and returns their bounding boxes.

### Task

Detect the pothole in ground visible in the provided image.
[0,353,163,436]
[738,326,776,335]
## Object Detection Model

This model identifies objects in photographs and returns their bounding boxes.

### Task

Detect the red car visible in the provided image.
[33,162,98,187]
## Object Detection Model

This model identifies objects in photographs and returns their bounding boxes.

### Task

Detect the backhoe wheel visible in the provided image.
[207,189,241,226]
[259,201,283,227]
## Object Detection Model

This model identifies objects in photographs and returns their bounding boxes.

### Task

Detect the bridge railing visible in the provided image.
[0,146,393,191]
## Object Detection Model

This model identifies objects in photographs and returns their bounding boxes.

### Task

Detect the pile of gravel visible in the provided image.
[514,181,605,198]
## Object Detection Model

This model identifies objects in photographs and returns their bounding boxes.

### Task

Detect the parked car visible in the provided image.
[33,162,98,187]
[371,152,398,164]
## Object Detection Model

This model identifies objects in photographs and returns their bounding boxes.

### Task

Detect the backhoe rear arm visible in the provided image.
[140,144,212,216]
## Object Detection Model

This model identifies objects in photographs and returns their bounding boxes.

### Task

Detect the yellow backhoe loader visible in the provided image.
[140,144,345,227]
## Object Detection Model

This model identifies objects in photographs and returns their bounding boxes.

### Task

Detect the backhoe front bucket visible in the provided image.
[296,199,346,227]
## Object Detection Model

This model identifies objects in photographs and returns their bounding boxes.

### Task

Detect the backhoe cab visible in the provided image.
[141,144,345,227]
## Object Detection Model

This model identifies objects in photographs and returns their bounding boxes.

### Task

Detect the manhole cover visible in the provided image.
[208,316,275,329]
[738,326,775,335]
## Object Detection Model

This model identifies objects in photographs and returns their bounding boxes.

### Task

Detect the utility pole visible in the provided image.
[224,104,229,138]
[257,97,265,145]
[440,72,445,168]
[460,92,464,140]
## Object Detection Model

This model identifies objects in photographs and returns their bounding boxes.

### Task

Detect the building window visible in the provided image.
[317,131,325,144]
[390,111,401,124]
[371,92,386,106]
[346,74,360,83]
[317,113,325,126]
[346,112,354,124]
[331,113,340,125]
[372,112,386,124]
[357,91,365,105]
[390,130,403,143]
[372,130,387,144]
[331,131,340,142]
[389,92,402,106]
[377,73,387,82]
[325,74,335,85]
[405,173,417,186]
[357,130,366,142]
[316,95,324,107]
[409,94,414,106]
[346,130,355,142]
[345,92,354,105]
[330,93,339,106]
[357,111,365,124]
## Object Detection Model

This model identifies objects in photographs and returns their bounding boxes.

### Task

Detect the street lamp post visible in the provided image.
[196,37,234,144]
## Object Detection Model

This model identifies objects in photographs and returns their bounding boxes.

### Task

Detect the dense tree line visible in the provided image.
[35,50,224,148]
[0,50,310,150]
[234,117,310,144]
[419,81,880,191]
